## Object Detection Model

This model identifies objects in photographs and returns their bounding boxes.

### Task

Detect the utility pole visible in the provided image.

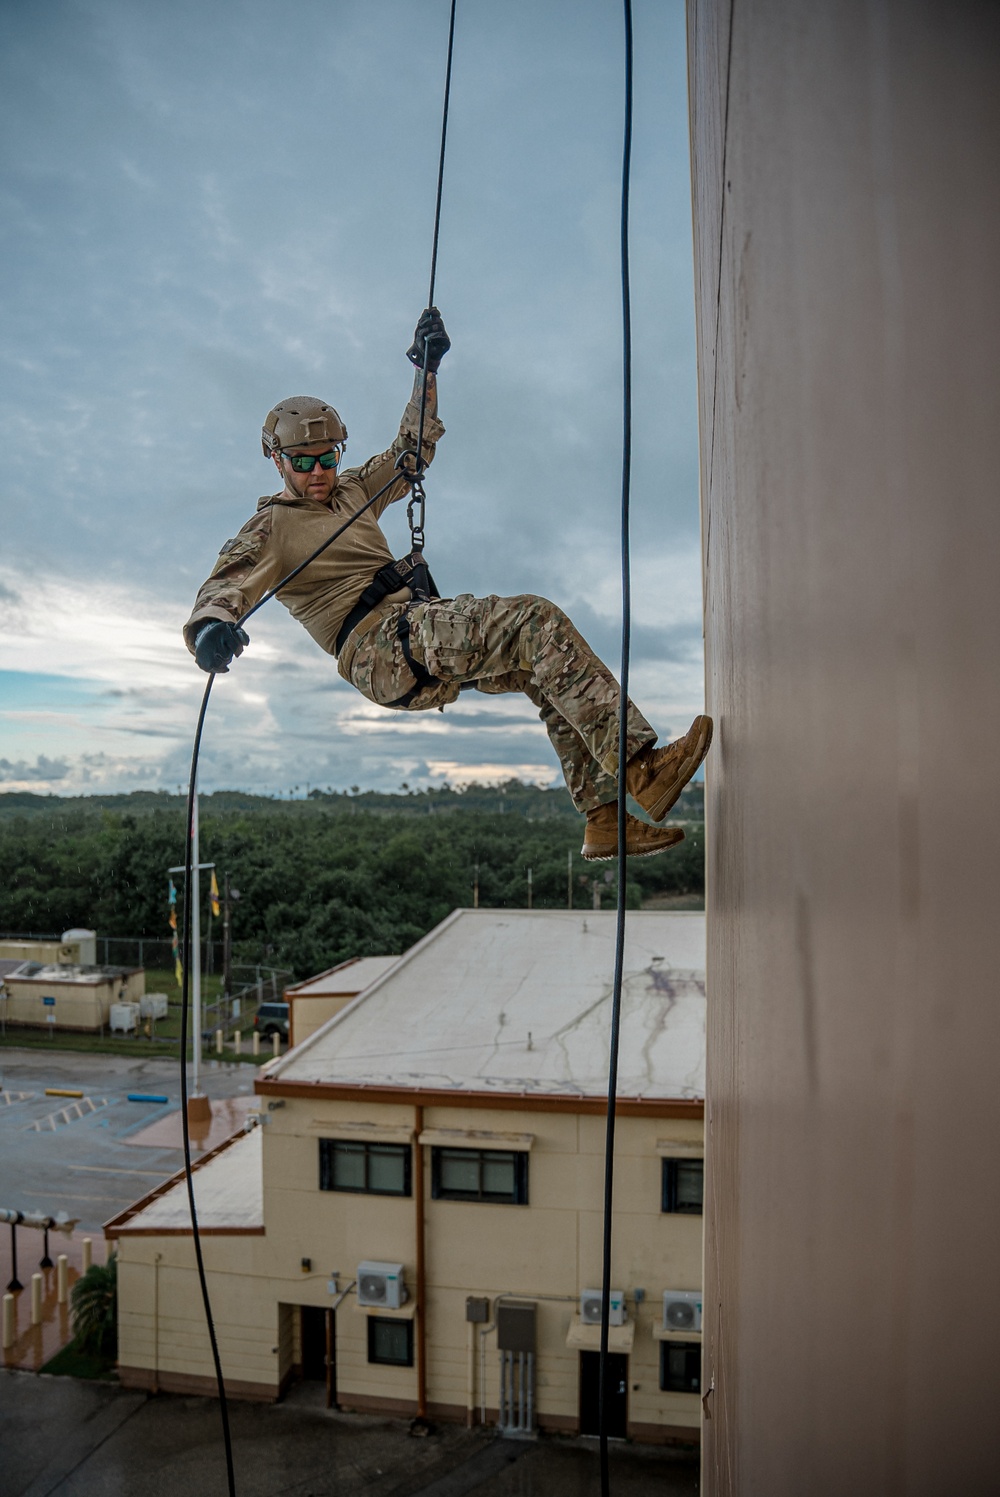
[527,867,533,910]
[567,848,573,909]
[191,789,203,1103]
[223,871,232,1005]
[472,861,480,910]
[168,791,215,1124]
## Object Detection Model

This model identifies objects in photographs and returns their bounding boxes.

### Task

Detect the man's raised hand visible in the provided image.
[194,620,250,674]
[406,307,451,374]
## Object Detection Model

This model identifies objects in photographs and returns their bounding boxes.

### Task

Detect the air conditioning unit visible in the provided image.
[357,1261,408,1309]
[663,1290,702,1333]
[580,1288,626,1327]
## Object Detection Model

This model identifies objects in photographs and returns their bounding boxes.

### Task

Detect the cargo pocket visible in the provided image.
[338,608,419,706]
[412,595,484,680]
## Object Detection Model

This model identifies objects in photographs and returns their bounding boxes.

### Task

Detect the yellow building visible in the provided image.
[109,910,705,1444]
[0,929,96,966]
[1,963,144,1031]
[285,954,400,1047]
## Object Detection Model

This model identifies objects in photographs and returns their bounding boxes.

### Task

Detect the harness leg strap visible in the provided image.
[385,607,441,709]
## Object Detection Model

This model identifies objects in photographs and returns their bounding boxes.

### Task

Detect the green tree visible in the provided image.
[70,1254,118,1359]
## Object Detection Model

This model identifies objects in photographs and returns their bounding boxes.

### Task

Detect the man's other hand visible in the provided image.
[406,306,451,373]
[194,620,250,674]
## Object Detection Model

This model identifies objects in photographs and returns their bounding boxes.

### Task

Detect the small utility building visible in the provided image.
[110,909,705,1443]
[284,955,400,1047]
[1,963,144,1031]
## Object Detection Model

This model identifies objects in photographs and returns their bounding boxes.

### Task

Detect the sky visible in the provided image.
[0,0,703,799]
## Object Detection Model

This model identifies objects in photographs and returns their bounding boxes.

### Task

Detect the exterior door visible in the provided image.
[301,1306,327,1381]
[579,1351,628,1439]
[299,1307,337,1407]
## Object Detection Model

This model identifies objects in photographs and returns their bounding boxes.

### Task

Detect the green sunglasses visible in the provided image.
[282,447,343,472]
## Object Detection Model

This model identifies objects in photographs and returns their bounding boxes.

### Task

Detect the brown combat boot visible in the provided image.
[582,803,685,862]
[625,715,714,823]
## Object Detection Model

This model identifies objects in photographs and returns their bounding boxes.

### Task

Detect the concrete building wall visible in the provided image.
[687,3,1000,1492]
[115,1100,704,1439]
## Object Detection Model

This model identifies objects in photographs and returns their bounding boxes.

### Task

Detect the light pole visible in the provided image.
[168,783,215,1123]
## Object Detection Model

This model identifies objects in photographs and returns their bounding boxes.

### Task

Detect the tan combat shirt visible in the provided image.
[183,397,445,657]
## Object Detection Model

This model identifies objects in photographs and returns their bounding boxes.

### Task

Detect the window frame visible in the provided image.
[661,1156,704,1215]
[367,1316,414,1367]
[318,1138,412,1197]
[659,1339,702,1394]
[430,1146,529,1205]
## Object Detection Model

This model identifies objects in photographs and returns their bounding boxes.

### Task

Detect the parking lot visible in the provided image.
[0,1049,253,1233]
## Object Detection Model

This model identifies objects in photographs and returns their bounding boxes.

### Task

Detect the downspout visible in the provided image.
[153,1253,162,1394]
[415,1103,427,1420]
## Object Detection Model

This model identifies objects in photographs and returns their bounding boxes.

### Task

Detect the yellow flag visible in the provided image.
[210,869,220,919]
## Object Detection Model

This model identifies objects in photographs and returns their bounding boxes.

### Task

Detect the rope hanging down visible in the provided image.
[177,7,459,1492]
[599,1,634,1491]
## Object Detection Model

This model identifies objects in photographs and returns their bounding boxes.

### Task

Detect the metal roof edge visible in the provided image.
[253,1076,704,1118]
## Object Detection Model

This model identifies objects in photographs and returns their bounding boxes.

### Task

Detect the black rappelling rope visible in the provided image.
[599,0,633,1492]
[176,7,459,1493]
[414,0,458,497]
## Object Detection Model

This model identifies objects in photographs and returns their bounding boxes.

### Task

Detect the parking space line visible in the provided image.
[18,1190,129,1204]
[68,1165,169,1177]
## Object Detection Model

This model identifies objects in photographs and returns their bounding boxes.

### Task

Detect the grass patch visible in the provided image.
[0,1029,267,1063]
[40,1340,118,1381]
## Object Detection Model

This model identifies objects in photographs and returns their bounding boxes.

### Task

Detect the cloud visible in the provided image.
[0,0,702,797]
[0,754,71,783]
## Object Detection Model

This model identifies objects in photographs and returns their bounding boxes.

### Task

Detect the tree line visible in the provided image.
[0,784,704,979]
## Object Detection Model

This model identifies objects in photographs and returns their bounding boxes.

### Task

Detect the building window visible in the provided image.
[660,1340,701,1394]
[367,1316,413,1367]
[661,1158,703,1215]
[431,1147,528,1205]
[319,1139,411,1196]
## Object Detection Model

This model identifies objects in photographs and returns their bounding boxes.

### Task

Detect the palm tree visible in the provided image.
[71,1253,118,1359]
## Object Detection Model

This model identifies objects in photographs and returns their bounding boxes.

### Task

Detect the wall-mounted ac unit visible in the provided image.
[357,1261,407,1309]
[662,1289,702,1332]
[580,1288,626,1327]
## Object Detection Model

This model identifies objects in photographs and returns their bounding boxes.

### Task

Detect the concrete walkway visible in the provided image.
[0,1373,700,1496]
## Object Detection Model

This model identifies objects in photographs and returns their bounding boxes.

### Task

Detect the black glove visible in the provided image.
[194,620,250,674]
[406,306,451,373]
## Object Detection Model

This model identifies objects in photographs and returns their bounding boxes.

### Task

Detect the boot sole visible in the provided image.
[643,715,713,823]
[581,828,685,862]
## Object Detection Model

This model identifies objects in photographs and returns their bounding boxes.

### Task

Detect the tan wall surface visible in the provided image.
[688,3,1000,1493]
[116,1101,704,1437]
[289,994,353,1048]
[3,969,144,1029]
[0,940,81,964]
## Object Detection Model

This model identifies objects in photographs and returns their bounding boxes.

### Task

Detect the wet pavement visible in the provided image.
[0,1050,255,1234]
[1,1233,107,1373]
[0,1373,700,1496]
[0,1050,253,1375]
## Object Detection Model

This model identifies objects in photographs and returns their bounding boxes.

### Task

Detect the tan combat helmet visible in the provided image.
[261,397,348,456]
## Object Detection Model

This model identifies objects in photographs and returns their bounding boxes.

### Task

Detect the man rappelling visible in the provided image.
[182,309,712,861]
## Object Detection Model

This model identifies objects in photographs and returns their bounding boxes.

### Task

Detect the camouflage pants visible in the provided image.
[336,593,656,812]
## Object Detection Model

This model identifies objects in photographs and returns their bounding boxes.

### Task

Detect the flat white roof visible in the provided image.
[288,955,400,998]
[5,963,137,985]
[115,1128,263,1232]
[269,910,705,1100]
